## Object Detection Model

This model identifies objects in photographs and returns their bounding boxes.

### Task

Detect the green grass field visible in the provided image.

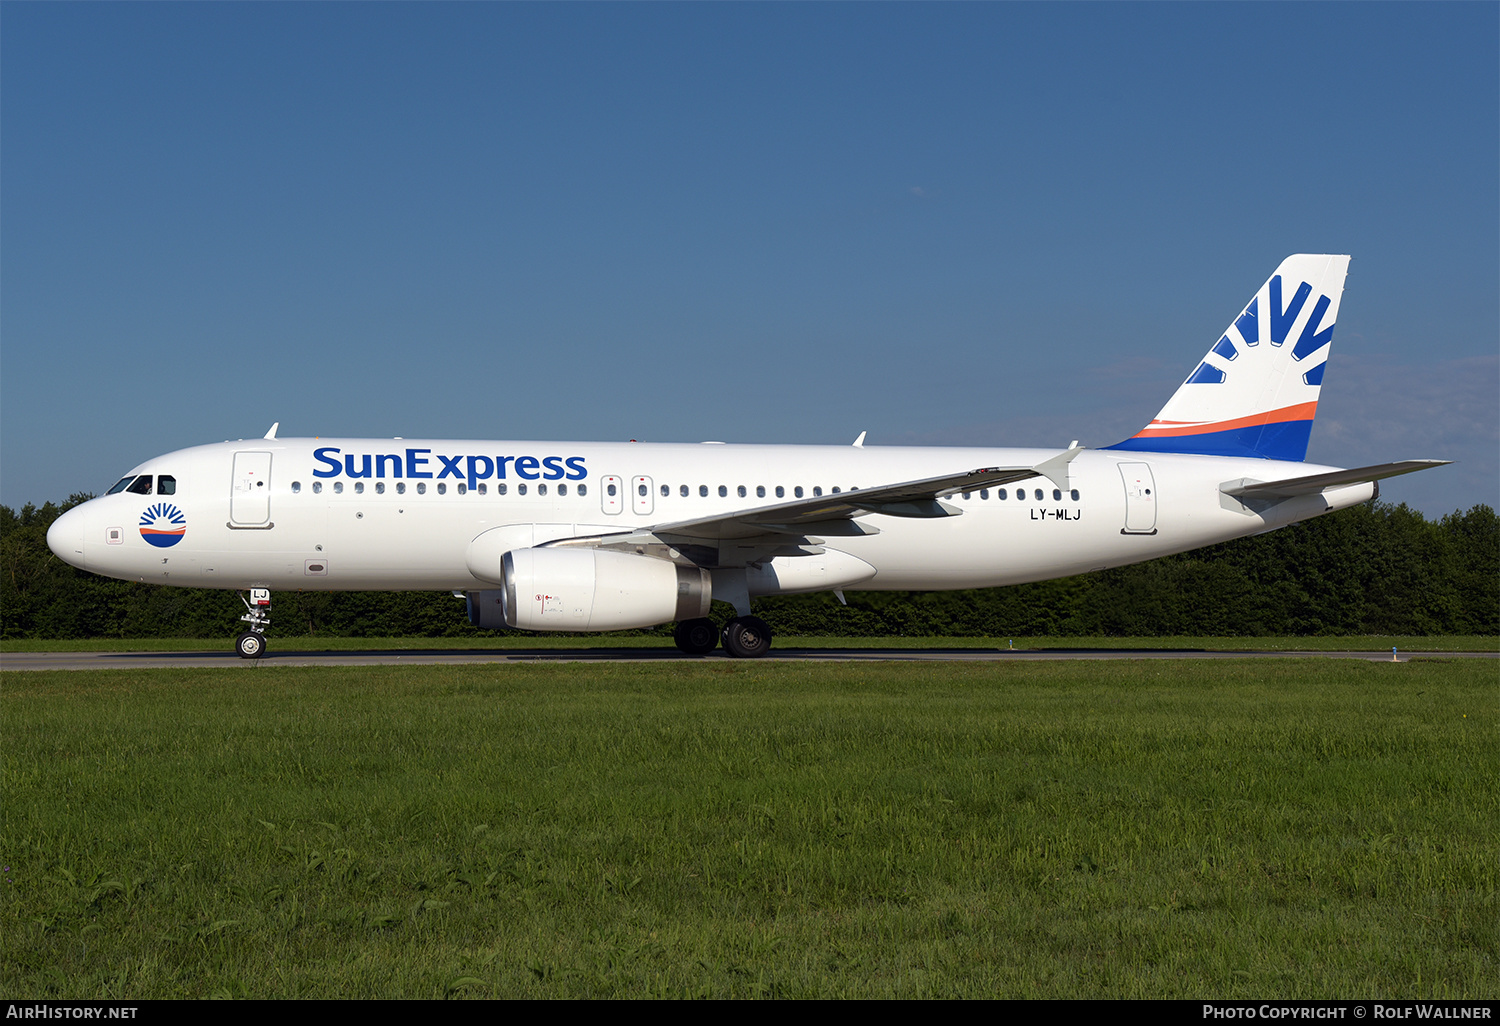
[3,659,1495,998]
[3,634,1496,653]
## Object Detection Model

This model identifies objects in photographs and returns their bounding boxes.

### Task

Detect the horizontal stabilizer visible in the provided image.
[1221,460,1450,500]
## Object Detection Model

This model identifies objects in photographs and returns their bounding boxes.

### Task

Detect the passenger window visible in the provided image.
[397,482,406,494]
[699,485,708,497]
[813,486,822,497]
[292,481,302,494]
[478,483,487,495]
[558,484,567,496]
[498,483,507,495]
[577,484,586,496]
[718,485,727,497]
[997,488,1007,499]
[457,483,466,494]
[107,476,135,495]
[1071,489,1080,501]
[832,486,841,494]
[518,483,527,495]
[980,489,988,499]
[794,486,803,498]
[962,492,971,500]
[538,484,547,496]
[776,486,785,498]
[313,482,323,494]
[416,483,425,494]
[334,481,344,494]
[608,483,617,497]
[660,484,669,497]
[638,483,648,496]
[375,482,385,494]
[126,476,152,495]
[680,484,689,497]
[437,483,446,495]
[1017,488,1025,501]
[737,485,746,498]
[1034,489,1043,501]
[354,482,365,494]
[157,475,176,495]
[1053,488,1062,501]
[756,486,765,498]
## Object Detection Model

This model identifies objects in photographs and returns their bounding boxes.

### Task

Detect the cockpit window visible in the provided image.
[107,476,136,495]
[157,475,176,495]
[126,475,153,495]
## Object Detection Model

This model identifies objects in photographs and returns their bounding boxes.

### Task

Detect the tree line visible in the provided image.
[3,495,1495,640]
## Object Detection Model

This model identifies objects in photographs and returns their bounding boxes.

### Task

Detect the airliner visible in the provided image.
[47,255,1446,658]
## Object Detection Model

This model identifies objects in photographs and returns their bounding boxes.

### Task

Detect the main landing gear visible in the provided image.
[673,617,718,655]
[236,588,271,659]
[722,615,772,658]
[673,615,774,658]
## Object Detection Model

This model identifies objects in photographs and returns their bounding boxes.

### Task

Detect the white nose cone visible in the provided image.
[47,506,87,567]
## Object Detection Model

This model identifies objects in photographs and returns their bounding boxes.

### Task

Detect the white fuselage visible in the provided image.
[48,437,1374,595]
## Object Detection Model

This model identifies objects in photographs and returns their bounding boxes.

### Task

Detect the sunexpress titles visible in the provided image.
[313,447,587,491]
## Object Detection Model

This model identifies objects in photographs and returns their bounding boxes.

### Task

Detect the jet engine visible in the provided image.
[470,547,711,632]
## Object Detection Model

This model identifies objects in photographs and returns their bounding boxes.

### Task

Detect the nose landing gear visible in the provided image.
[236,588,271,659]
[235,630,266,659]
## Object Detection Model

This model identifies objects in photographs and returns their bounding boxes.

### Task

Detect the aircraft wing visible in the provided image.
[1220,460,1450,500]
[541,450,1086,565]
[631,465,1040,541]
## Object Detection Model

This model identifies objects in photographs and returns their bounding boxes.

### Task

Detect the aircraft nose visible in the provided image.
[47,506,88,567]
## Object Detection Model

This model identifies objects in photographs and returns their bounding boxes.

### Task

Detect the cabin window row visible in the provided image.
[957,488,1081,501]
[287,479,1081,502]
[601,483,1082,502]
[615,484,849,499]
[288,479,857,500]
[291,481,590,496]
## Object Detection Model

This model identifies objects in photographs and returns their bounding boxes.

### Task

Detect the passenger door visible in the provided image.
[230,451,273,525]
[1118,462,1157,534]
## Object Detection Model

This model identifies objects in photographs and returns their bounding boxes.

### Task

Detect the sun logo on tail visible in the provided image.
[1182,275,1337,390]
[140,503,187,547]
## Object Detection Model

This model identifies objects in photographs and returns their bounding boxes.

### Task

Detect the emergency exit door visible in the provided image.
[632,476,654,515]
[600,475,623,515]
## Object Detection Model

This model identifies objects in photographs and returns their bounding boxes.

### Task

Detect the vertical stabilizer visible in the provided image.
[1107,254,1350,461]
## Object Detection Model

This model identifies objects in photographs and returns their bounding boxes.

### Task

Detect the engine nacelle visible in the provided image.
[484,547,712,632]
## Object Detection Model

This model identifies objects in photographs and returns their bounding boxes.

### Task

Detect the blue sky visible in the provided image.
[4,3,1496,518]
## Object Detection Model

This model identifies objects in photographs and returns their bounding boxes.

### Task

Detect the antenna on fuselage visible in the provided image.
[264,422,279,440]
[852,431,867,448]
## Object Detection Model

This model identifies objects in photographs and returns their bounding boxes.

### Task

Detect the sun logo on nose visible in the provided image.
[139,503,187,548]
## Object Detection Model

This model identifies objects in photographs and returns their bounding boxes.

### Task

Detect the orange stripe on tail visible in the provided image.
[1132,401,1319,439]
